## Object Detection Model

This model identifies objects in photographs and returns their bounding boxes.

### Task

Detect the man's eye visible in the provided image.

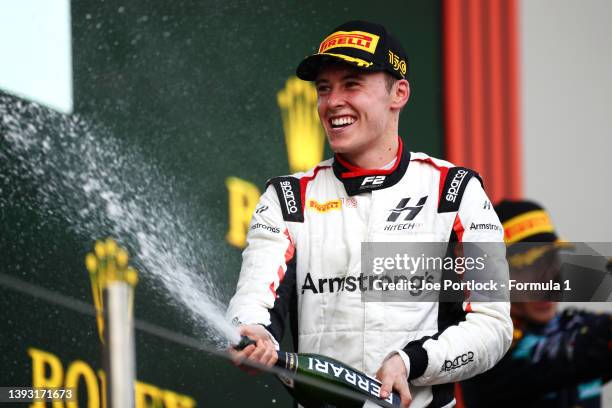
[316,86,330,94]
[346,81,359,88]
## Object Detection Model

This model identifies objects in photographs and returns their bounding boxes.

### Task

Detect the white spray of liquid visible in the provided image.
[0,94,240,347]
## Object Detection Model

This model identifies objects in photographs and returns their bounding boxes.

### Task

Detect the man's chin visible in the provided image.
[327,138,350,154]
[527,302,557,323]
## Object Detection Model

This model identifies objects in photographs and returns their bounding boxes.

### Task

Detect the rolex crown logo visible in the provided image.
[277,77,325,173]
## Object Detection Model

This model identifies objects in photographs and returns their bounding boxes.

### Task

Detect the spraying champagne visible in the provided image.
[235,336,401,408]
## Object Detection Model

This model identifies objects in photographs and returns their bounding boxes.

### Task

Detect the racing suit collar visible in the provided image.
[332,137,410,196]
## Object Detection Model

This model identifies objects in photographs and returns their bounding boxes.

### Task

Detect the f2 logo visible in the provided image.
[387,196,428,222]
[361,176,386,187]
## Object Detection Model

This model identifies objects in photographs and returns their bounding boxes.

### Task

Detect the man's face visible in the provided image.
[509,246,562,324]
[314,64,397,157]
[511,301,558,324]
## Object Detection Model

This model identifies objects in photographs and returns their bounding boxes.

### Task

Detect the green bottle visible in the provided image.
[235,336,401,408]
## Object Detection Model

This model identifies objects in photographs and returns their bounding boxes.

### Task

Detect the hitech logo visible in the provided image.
[387,196,428,222]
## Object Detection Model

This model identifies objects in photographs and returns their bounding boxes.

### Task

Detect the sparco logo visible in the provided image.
[387,196,428,222]
[441,351,474,372]
[280,181,298,214]
[446,169,468,203]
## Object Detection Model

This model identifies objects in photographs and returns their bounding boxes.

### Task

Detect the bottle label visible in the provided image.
[306,356,396,404]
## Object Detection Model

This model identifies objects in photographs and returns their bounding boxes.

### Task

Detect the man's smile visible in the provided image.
[329,115,357,129]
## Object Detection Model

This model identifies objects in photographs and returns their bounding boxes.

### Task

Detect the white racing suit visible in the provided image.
[227,139,512,407]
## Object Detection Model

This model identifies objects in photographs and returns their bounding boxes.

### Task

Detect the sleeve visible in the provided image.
[403,178,513,385]
[226,184,296,331]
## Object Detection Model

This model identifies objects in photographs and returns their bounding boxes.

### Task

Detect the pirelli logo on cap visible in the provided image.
[502,210,554,244]
[319,31,380,54]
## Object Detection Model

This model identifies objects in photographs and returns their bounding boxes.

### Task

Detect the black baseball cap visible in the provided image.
[495,199,573,269]
[495,200,560,245]
[296,20,409,81]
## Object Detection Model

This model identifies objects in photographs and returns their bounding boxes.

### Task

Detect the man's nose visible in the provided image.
[327,87,346,109]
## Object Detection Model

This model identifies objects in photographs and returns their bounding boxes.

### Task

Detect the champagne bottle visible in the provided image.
[235,336,401,408]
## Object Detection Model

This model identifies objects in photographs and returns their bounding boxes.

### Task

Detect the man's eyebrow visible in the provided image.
[315,73,364,86]
[342,74,364,81]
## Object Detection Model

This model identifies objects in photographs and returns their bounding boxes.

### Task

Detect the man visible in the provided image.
[461,200,612,407]
[227,21,512,408]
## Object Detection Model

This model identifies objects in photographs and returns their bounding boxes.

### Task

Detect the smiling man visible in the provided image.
[227,21,512,408]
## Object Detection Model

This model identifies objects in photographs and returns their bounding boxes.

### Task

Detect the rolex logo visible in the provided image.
[277,77,325,173]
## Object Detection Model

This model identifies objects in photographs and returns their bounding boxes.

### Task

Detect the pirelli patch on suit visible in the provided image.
[268,176,304,223]
[438,167,482,213]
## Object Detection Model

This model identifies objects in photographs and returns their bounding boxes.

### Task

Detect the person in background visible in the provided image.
[460,199,612,408]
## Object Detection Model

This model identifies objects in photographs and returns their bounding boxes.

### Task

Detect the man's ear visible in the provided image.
[391,79,410,110]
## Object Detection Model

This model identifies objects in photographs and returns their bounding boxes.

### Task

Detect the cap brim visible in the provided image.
[296,53,383,81]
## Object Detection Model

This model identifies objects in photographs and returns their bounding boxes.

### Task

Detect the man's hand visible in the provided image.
[228,325,278,375]
[376,354,412,408]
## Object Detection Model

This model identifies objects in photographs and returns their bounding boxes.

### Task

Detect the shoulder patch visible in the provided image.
[267,176,304,223]
[438,167,483,213]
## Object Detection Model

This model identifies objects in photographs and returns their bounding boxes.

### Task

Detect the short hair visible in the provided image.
[383,72,398,93]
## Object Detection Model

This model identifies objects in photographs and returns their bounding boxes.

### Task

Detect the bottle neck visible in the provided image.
[276,351,298,373]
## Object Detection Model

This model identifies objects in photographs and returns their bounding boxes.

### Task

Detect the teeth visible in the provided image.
[331,116,356,127]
